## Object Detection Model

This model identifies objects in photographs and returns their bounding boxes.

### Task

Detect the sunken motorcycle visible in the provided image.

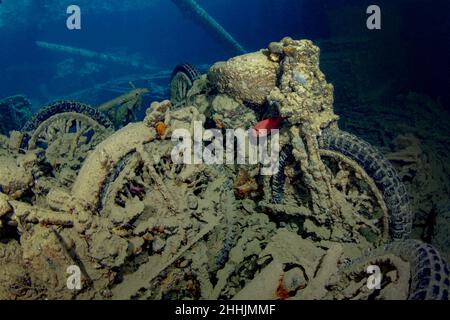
[0,38,448,300]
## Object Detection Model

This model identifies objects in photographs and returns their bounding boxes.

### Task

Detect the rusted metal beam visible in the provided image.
[171,0,246,55]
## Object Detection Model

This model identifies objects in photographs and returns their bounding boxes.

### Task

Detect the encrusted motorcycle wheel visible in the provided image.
[92,140,232,299]
[98,141,187,213]
[21,101,114,182]
[272,128,412,243]
[170,63,201,107]
[70,117,230,298]
[331,240,449,300]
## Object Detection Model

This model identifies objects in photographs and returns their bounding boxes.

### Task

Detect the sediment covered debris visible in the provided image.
[0,38,448,301]
[0,95,32,135]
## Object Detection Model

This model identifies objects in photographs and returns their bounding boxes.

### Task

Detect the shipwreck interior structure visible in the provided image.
[0,0,449,301]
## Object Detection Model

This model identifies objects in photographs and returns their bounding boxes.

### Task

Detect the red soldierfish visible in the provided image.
[251,117,284,137]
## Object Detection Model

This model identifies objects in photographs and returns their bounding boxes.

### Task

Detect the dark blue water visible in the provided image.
[0,0,449,113]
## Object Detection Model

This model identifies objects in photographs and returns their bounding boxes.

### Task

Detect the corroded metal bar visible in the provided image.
[36,41,157,71]
[171,0,246,55]
[97,88,149,112]
[1,194,75,228]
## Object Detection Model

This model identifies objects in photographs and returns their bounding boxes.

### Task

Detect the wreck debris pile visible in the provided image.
[0,38,449,300]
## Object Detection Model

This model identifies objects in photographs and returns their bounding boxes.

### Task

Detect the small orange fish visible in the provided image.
[251,117,284,137]
[155,121,166,137]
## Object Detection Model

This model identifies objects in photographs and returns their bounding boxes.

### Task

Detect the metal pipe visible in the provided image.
[36,41,158,71]
[171,0,246,55]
